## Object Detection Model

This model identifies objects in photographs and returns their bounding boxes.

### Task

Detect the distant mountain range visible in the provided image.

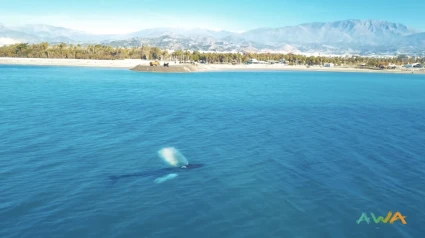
[1,20,425,55]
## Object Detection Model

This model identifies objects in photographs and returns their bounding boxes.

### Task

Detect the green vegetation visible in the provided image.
[1,42,424,66]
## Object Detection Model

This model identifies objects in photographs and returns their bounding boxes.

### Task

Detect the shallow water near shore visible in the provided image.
[1,65,424,238]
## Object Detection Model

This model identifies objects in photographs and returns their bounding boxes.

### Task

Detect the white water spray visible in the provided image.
[158,147,189,167]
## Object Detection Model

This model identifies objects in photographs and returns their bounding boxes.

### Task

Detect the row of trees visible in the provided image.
[1,42,424,66]
[0,43,158,60]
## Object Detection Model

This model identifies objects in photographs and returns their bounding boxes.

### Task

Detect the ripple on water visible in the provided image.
[0,67,424,238]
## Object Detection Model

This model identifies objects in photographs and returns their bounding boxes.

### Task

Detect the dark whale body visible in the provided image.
[109,163,205,183]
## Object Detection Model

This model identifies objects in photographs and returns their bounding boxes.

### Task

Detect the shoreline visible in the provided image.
[199,64,425,74]
[1,57,424,75]
[0,57,141,68]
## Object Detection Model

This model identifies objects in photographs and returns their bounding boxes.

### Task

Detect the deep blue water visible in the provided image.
[1,65,424,238]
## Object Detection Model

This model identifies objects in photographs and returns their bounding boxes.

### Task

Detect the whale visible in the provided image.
[108,163,205,183]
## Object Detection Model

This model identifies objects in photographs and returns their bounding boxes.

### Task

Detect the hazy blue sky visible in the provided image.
[1,0,424,34]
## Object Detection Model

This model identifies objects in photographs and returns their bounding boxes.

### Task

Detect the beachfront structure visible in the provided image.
[405,63,422,68]
[248,58,259,64]
[247,59,268,64]
[388,63,397,69]
[324,63,334,67]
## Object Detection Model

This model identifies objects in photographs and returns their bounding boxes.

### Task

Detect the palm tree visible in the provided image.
[161,50,169,61]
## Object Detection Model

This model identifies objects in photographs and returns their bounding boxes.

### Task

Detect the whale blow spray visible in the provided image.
[158,147,189,167]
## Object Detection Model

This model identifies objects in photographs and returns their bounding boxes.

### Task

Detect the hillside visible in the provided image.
[1,20,425,55]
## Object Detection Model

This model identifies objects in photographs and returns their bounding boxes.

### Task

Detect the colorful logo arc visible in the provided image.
[356,211,407,225]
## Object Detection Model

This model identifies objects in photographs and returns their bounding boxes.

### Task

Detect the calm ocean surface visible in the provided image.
[0,65,424,238]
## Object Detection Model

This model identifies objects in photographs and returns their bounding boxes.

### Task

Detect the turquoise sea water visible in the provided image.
[0,65,424,238]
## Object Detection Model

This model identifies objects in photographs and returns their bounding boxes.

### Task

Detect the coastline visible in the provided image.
[200,64,425,74]
[1,57,424,74]
[0,57,141,68]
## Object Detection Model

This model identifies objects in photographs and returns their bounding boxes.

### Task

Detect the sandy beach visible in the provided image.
[1,57,424,74]
[200,64,425,74]
[0,57,143,68]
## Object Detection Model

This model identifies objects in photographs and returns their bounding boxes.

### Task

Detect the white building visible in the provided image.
[324,63,335,67]
[406,63,420,68]
[248,58,260,64]
[388,63,397,69]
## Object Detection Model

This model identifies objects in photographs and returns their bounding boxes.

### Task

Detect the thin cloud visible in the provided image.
[0,12,240,34]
